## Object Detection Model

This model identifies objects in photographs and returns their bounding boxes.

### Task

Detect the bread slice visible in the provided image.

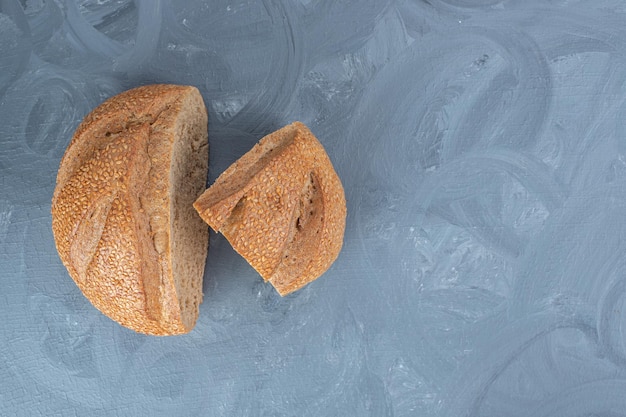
[51,84,209,335]
[193,122,346,296]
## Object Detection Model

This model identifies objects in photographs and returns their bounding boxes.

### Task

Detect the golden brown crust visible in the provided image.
[193,122,346,295]
[51,84,208,335]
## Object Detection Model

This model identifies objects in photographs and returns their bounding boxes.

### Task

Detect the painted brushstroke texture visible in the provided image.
[2,0,626,415]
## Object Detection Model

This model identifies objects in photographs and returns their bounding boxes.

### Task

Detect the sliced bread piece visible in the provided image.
[193,122,346,296]
[51,84,209,335]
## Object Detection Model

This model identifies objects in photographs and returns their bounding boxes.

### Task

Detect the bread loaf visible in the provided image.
[51,84,209,335]
[193,122,346,296]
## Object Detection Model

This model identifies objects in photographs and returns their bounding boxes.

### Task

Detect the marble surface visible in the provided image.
[3,0,626,415]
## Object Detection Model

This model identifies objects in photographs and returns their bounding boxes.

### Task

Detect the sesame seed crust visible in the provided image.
[193,122,346,296]
[51,84,209,335]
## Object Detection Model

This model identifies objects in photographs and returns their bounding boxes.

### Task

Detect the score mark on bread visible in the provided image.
[193,122,346,296]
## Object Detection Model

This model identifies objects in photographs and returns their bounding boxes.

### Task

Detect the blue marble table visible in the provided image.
[2,0,626,415]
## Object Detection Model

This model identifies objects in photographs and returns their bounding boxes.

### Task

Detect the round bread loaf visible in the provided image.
[51,84,209,335]
[193,122,346,296]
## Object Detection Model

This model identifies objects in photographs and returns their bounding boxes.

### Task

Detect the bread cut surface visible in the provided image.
[193,122,346,296]
[51,84,209,335]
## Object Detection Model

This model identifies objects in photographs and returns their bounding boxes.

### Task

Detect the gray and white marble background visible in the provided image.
[2,0,626,415]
